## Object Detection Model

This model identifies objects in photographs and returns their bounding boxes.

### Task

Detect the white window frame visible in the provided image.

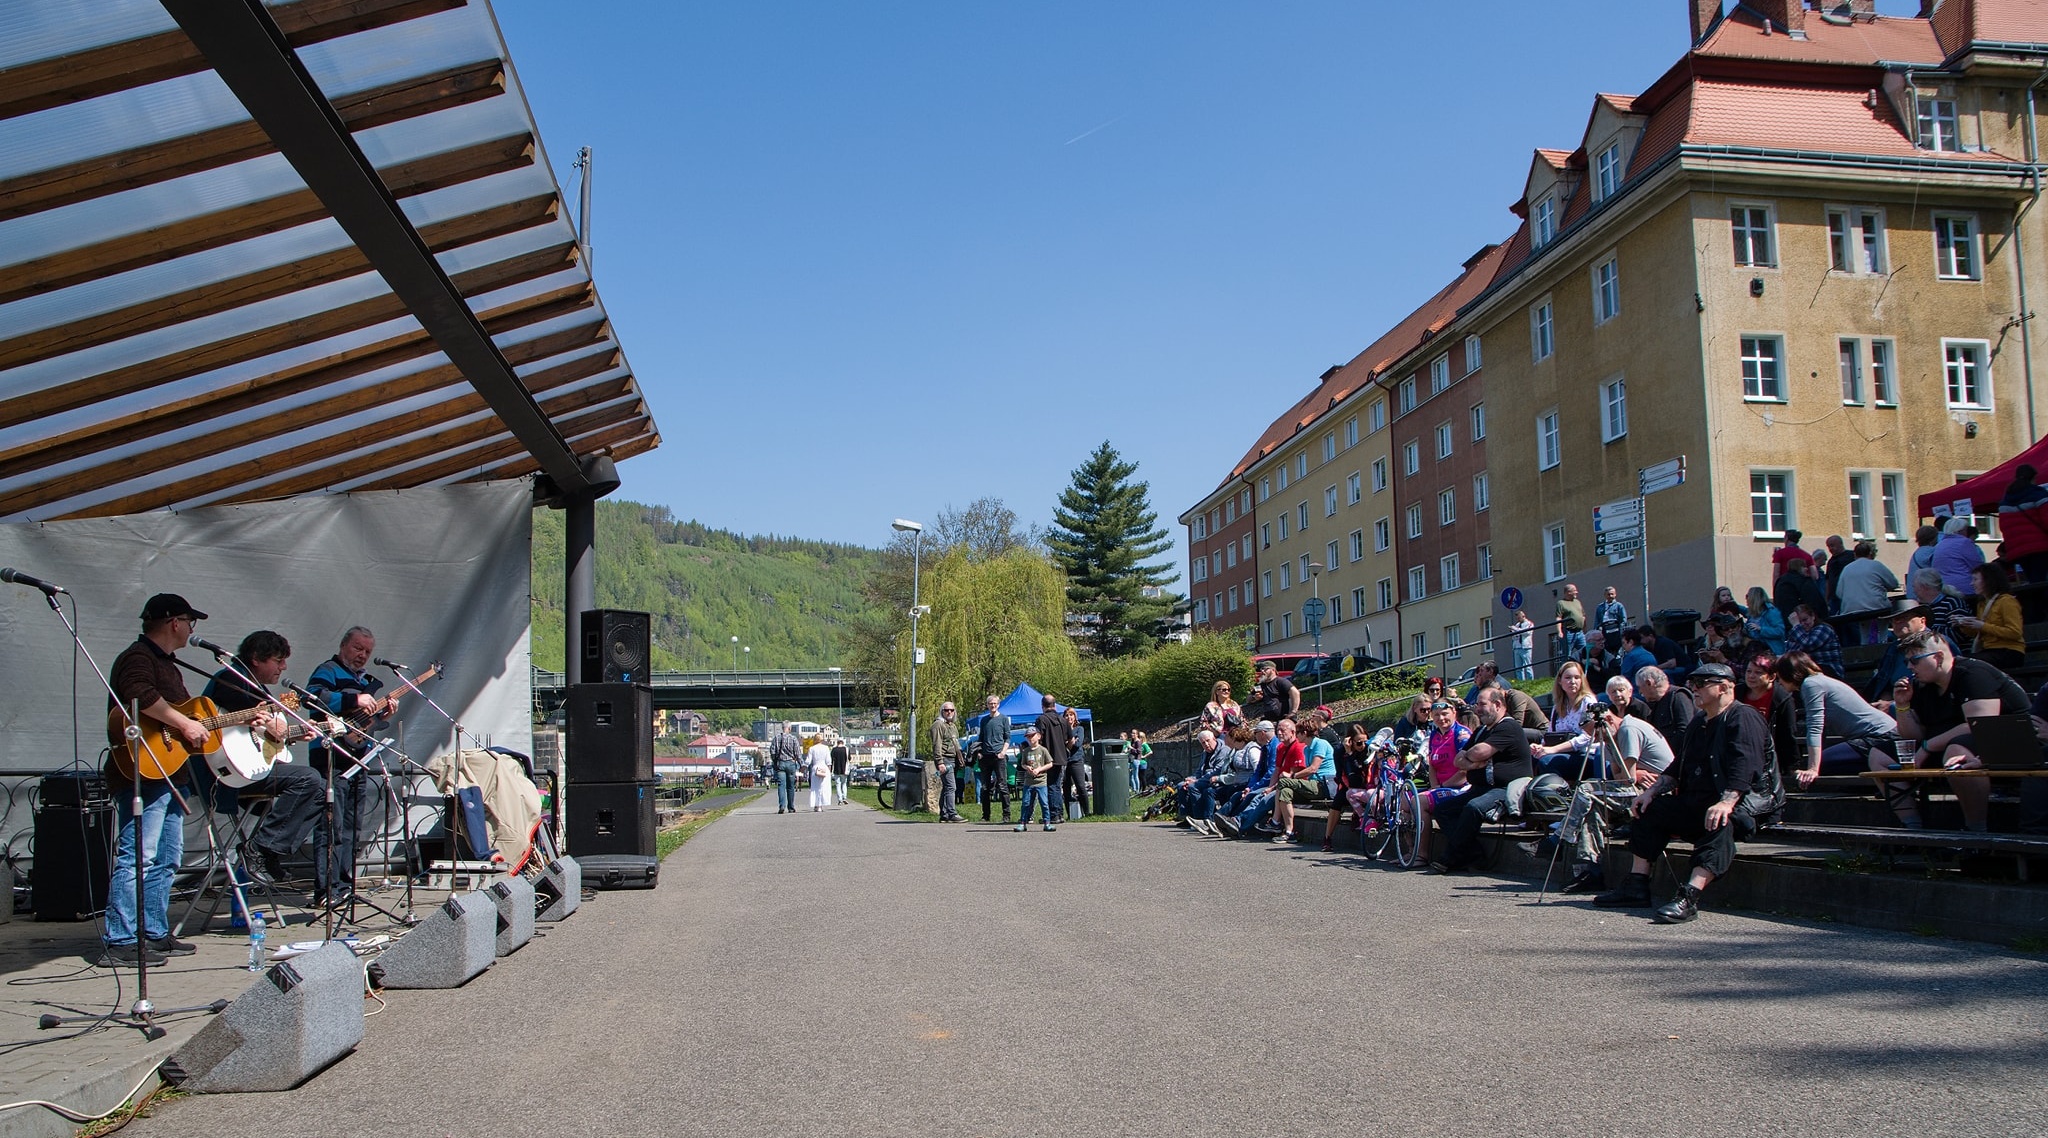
[1352,586,1367,617]
[1348,529,1364,562]
[1536,409,1561,471]
[1228,584,1239,612]
[1324,486,1339,517]
[1438,487,1456,526]
[1328,594,1343,625]
[1408,567,1427,603]
[1533,195,1556,247]
[1827,206,1887,275]
[1847,471,1873,540]
[1296,454,1308,481]
[1262,571,1273,598]
[1297,502,1309,532]
[1741,335,1785,402]
[1440,553,1461,592]
[1430,354,1451,395]
[1259,477,1270,502]
[1871,338,1897,406]
[1730,202,1776,268]
[1225,542,1236,568]
[1277,465,1288,492]
[1405,503,1423,539]
[1943,339,1991,409]
[1282,613,1293,639]
[1241,535,1252,560]
[1398,377,1417,415]
[1880,472,1907,540]
[1470,402,1486,441]
[1322,433,1335,463]
[1280,562,1292,590]
[1278,511,1289,540]
[1592,255,1620,325]
[1263,619,1274,645]
[1934,213,1980,281]
[1838,338,1864,405]
[1374,518,1390,552]
[1326,540,1339,570]
[1463,334,1482,374]
[1917,97,1959,151]
[1193,557,1207,583]
[1368,399,1386,433]
[1530,297,1555,362]
[1435,422,1453,460]
[1403,441,1420,476]
[1750,470,1794,538]
[1345,416,1359,448]
[1544,523,1568,583]
[1477,543,1494,579]
[1594,142,1622,202]
[1261,522,1272,548]
[1346,472,1362,505]
[1600,377,1627,443]
[1445,622,1463,661]
[1371,458,1387,493]
[1473,472,1490,512]
[1194,598,1208,623]
[1377,578,1394,610]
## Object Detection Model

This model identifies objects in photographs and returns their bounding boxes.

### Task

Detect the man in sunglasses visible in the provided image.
[1890,630,2028,831]
[1595,662,1783,924]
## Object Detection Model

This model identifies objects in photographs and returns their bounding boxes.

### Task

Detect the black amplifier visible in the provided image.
[39,770,110,810]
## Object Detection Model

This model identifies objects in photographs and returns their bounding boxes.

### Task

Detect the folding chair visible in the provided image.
[174,785,291,936]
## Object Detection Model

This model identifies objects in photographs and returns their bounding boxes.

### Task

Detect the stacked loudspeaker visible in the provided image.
[566,610,658,889]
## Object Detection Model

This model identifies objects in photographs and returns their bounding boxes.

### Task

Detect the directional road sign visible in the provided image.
[1639,456,1686,496]
[1594,496,1643,556]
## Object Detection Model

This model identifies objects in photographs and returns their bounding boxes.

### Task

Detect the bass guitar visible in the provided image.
[106,691,300,782]
[323,661,441,767]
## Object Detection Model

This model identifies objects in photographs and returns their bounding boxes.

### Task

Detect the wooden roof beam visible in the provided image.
[468,421,654,484]
[0,59,507,224]
[345,398,643,493]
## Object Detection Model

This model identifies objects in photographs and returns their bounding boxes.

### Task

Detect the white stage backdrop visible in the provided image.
[0,482,533,786]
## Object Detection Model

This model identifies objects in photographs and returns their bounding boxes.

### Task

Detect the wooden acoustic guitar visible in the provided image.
[106,691,300,782]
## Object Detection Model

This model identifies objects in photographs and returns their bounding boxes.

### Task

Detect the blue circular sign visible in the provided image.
[1500,586,1523,610]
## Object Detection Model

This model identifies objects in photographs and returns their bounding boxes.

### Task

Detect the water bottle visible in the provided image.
[247,911,267,972]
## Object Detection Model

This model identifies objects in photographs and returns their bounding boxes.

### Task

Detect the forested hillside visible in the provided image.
[531,501,883,673]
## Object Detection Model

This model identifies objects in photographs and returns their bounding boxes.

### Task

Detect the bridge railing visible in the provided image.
[531,667,873,690]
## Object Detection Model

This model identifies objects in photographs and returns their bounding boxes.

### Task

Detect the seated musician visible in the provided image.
[101,593,212,966]
[200,630,327,887]
[305,626,399,906]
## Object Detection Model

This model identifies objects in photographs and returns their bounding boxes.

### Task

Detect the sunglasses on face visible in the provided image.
[1906,652,1942,666]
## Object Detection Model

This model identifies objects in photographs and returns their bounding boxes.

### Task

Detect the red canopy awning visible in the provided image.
[1917,435,2048,518]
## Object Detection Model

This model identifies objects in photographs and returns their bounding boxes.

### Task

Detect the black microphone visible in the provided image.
[286,682,330,719]
[188,635,231,657]
[373,657,410,671]
[0,568,65,596]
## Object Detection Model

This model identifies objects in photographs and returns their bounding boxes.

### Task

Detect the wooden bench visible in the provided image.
[1768,820,2048,880]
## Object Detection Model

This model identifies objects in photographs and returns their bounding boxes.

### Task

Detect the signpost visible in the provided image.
[1595,456,1686,628]
[1303,597,1324,652]
[1499,586,1522,611]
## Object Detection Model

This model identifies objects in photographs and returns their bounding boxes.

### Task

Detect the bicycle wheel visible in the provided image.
[1391,783,1422,867]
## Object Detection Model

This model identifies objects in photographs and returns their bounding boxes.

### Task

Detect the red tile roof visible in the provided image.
[1941,0,2048,49]
[1688,77,2016,158]
[1697,7,1943,65]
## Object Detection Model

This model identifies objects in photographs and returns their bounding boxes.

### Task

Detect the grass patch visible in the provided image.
[78,1084,184,1136]
[2012,935,2048,953]
[655,790,761,859]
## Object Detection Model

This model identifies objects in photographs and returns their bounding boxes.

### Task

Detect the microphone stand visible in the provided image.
[298,702,416,931]
[384,664,493,881]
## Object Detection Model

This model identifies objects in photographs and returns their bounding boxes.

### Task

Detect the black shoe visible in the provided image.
[1561,866,1605,895]
[238,842,276,886]
[1593,872,1652,908]
[1213,814,1242,839]
[1653,885,1702,924]
[147,935,198,956]
[97,943,168,967]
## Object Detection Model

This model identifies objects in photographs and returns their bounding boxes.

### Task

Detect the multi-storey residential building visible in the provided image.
[1179,477,1259,646]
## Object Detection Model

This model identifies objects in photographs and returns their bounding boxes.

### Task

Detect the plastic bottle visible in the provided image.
[247,910,267,972]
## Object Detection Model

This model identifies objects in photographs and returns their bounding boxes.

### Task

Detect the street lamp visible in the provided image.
[729,634,738,675]
[1308,561,1324,656]
[829,666,843,730]
[743,645,750,671]
[892,518,924,769]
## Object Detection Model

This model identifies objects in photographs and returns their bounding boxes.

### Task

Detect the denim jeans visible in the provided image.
[1237,789,1277,832]
[1018,785,1053,827]
[105,779,184,946]
[1560,631,1587,666]
[1512,643,1533,681]
[774,761,797,811]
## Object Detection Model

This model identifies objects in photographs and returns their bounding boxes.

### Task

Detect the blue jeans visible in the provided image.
[1018,785,1053,827]
[105,780,184,946]
[773,762,797,811]
[1560,631,1587,666]
[1512,643,1533,680]
[1237,789,1277,831]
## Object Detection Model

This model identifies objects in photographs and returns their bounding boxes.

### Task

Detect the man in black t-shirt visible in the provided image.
[1250,660,1300,724]
[1432,687,1536,872]
[1892,630,2028,831]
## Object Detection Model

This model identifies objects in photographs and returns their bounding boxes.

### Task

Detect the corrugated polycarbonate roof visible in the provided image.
[0,0,659,521]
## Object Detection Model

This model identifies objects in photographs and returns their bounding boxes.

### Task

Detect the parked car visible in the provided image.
[1251,652,1318,678]
[1289,649,1389,690]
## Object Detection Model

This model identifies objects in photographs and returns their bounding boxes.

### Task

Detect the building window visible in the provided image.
[1346,473,1362,505]
[1398,377,1417,415]
[1411,630,1428,659]
[1533,195,1556,247]
[1445,622,1463,661]
[1601,377,1627,442]
[1731,204,1774,267]
[1296,454,1307,481]
[1827,207,1886,274]
[1353,586,1368,617]
[1464,334,1482,374]
[1943,340,1990,408]
[1403,441,1420,476]
[1228,585,1239,612]
[1741,336,1784,401]
[1264,619,1274,644]
[1368,399,1386,433]
[1211,552,1222,577]
[1750,471,1793,537]
[1345,416,1359,448]
[1278,512,1290,540]
[1371,458,1387,493]
[1470,402,1486,441]
[1282,613,1293,639]
[1435,422,1453,460]
[1594,142,1622,202]
[1262,571,1273,598]
[1438,488,1456,526]
[1374,518,1390,551]
[1935,214,1979,280]
[1224,499,1235,524]
[1193,558,1207,583]
[1261,522,1272,548]
[1408,567,1427,602]
[1328,594,1343,625]
[1917,97,1959,151]
[1441,554,1461,592]
[1592,256,1620,324]
[1277,465,1289,492]
[1244,576,1253,602]
[1405,504,1423,539]
[1259,478,1270,502]
[1322,433,1335,463]
[1324,486,1339,516]
[1545,523,1568,582]
[1225,542,1236,568]
[1477,543,1493,578]
[1880,473,1907,539]
[1377,578,1394,610]
[1481,615,1495,648]
[1348,530,1364,562]
[1192,516,1206,540]
[1280,562,1292,590]
[1871,339,1896,405]
[1241,489,1251,513]
[1530,299,1554,361]
[1297,502,1309,531]
[1241,535,1252,560]
[1848,472,1873,540]
[1839,339,1863,404]
[1193,598,1208,623]
[1536,409,1561,471]
[1473,472,1490,511]
[1430,354,1451,395]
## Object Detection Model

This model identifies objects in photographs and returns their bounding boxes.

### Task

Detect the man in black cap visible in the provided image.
[1596,662,1783,923]
[1861,596,1961,707]
[101,593,215,966]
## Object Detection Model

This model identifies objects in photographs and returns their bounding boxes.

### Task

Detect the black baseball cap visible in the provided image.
[140,593,206,621]
[1688,662,1736,684]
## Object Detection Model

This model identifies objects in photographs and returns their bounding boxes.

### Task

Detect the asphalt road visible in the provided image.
[134,797,2048,1137]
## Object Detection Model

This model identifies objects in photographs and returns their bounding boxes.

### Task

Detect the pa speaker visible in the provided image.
[374,891,495,989]
[32,801,112,921]
[565,683,654,783]
[488,875,535,957]
[533,856,581,922]
[165,942,364,1093]
[566,780,655,857]
[580,609,651,683]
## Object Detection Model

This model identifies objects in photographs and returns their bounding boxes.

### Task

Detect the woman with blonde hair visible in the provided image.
[1201,680,1241,734]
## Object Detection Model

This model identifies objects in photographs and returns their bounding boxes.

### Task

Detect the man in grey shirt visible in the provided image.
[1555,701,1674,895]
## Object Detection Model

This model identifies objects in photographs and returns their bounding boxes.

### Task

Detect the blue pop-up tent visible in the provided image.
[962,681,1091,746]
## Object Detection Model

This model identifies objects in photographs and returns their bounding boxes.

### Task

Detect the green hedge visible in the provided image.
[1067,633,1253,728]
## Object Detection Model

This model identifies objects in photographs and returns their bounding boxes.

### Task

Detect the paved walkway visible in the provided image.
[130,797,2048,1137]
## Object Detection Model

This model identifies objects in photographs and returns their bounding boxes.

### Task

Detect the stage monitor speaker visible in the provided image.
[533,856,581,921]
[32,801,112,921]
[488,875,535,956]
[164,942,364,1093]
[566,780,655,857]
[580,609,651,683]
[578,853,659,891]
[373,891,495,989]
[565,683,654,783]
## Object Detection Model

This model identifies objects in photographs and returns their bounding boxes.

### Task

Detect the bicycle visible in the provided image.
[1351,728,1424,866]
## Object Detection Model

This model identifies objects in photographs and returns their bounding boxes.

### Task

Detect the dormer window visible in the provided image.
[1917,99,1959,152]
[1593,143,1622,202]
[1533,196,1557,247]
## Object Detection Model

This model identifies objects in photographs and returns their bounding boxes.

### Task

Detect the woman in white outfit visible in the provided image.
[806,735,835,811]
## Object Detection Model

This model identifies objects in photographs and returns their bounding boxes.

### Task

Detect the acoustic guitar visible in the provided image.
[106,691,300,782]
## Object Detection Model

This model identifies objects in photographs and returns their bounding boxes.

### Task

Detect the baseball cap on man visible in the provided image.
[1254,720,1275,733]
[1688,662,1736,684]
[140,593,206,621]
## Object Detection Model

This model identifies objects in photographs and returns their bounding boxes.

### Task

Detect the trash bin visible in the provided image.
[893,758,926,811]
[1651,608,1701,643]
[1089,742,1131,817]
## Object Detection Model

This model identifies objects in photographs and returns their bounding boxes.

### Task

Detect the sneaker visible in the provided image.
[147,935,198,956]
[1014,824,1026,832]
[1187,817,1215,836]
[1213,814,1242,839]
[1043,825,1057,832]
[1561,866,1605,895]
[238,842,277,886]
[1271,831,1295,844]
[1320,840,1335,852]
[1593,872,1652,909]
[97,943,168,967]
[1653,885,1702,924]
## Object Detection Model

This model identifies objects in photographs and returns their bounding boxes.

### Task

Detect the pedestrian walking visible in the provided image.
[769,723,802,814]
[1034,694,1069,820]
[806,733,834,811]
[829,736,850,805]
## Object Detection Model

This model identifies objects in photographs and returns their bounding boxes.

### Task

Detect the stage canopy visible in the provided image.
[0,0,659,521]
[1918,436,2048,521]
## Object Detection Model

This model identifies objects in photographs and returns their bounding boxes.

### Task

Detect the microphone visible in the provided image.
[188,635,231,657]
[373,657,410,671]
[286,682,330,719]
[0,568,65,596]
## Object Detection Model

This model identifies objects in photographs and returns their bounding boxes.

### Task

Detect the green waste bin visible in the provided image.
[1088,741,1131,817]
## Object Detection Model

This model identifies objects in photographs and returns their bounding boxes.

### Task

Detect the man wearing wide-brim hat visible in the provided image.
[1859,594,1962,710]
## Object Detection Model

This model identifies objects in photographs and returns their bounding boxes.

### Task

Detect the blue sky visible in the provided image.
[494,1,1919,566]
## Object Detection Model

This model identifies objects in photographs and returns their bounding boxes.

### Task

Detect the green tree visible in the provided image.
[1046,441,1180,657]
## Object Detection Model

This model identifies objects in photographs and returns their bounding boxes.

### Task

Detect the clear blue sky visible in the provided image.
[494,1,1921,566]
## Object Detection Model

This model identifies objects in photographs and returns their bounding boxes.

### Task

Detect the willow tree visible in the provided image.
[892,545,1078,727]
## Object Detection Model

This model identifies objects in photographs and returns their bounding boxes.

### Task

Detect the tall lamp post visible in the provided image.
[829,666,843,731]
[729,634,739,676]
[892,518,924,770]
[743,645,750,672]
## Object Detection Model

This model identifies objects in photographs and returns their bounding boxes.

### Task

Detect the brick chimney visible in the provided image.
[1691,0,1722,43]
[1755,0,1807,36]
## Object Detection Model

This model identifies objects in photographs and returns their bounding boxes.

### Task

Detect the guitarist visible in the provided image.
[100,593,211,967]
[201,630,326,889]
[304,626,399,906]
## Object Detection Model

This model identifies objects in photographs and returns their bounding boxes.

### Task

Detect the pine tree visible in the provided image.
[1046,441,1180,657]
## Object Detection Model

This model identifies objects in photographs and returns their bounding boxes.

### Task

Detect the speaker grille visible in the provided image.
[581,609,650,683]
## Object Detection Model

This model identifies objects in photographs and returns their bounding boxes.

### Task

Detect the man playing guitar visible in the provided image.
[304,626,399,906]
[200,630,326,888]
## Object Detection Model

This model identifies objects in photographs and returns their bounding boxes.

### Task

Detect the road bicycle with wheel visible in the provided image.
[1351,728,1424,866]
